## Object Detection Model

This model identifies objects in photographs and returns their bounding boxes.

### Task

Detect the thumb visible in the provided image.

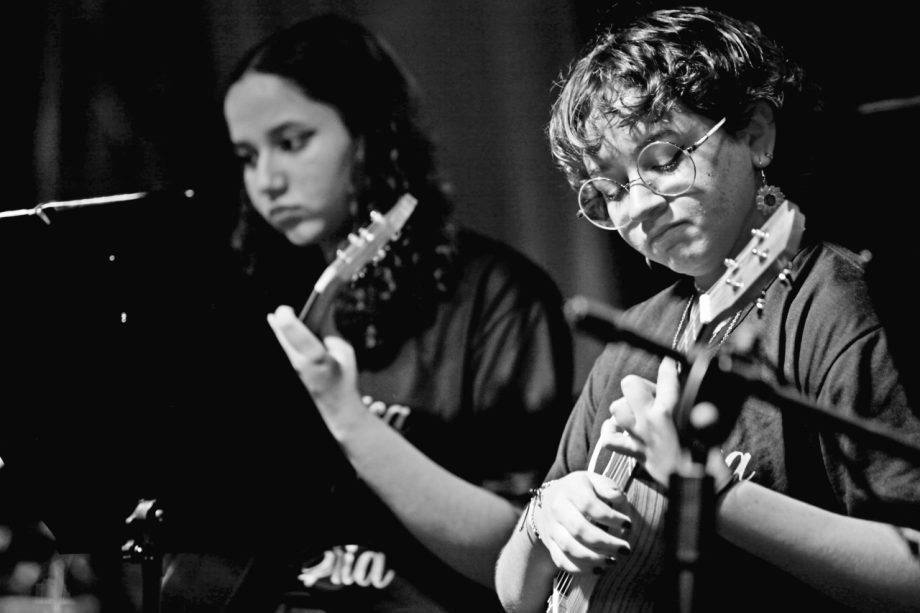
[267,305,325,370]
[323,336,358,375]
[654,357,681,411]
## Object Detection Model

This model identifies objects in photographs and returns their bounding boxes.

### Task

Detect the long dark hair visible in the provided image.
[225,13,459,369]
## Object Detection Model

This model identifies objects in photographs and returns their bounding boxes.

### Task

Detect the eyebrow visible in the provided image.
[589,125,680,177]
[268,120,310,138]
[229,120,311,149]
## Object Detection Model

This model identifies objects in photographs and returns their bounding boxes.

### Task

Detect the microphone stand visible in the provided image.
[123,499,165,613]
[563,295,920,613]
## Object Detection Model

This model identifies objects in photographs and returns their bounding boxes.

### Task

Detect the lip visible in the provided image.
[646,220,690,251]
[269,205,310,228]
[646,222,677,245]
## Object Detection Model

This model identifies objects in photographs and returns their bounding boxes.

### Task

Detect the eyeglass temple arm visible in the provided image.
[686,116,727,153]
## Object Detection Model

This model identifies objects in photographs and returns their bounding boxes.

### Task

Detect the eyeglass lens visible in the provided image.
[578,142,697,229]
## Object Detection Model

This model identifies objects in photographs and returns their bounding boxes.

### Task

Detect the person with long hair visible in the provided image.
[222,13,573,612]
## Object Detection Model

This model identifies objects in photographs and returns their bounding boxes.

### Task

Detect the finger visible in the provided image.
[552,477,630,548]
[586,474,634,536]
[322,336,358,387]
[270,305,323,349]
[619,374,656,436]
[608,398,635,431]
[620,374,656,411]
[654,357,681,412]
[323,336,357,370]
[267,306,326,367]
[597,431,645,463]
[266,312,304,369]
[546,503,621,574]
[542,533,599,575]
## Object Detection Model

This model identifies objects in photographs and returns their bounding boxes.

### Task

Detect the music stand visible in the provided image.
[0,190,350,611]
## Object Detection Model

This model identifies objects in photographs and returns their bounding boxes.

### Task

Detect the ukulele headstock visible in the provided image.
[699,199,805,326]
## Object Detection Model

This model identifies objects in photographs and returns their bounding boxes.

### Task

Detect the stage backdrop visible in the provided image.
[10,0,918,390]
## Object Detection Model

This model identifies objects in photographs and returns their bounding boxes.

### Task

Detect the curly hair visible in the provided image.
[225,13,459,369]
[549,5,823,200]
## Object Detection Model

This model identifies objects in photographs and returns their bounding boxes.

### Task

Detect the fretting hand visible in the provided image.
[266,305,366,437]
[607,357,732,489]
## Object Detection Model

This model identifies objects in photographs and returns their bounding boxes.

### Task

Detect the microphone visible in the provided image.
[563,295,689,368]
[563,295,737,451]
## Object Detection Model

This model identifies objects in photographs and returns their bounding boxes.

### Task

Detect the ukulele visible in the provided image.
[159,193,418,611]
[549,199,806,613]
[297,192,417,332]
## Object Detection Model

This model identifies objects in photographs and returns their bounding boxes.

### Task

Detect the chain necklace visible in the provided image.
[671,290,746,354]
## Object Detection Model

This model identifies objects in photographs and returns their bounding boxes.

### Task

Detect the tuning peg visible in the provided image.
[348,232,362,246]
[359,227,376,242]
[370,210,384,223]
[751,247,769,262]
[778,266,792,286]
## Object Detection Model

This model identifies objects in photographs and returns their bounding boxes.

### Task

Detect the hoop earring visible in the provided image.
[755,169,785,216]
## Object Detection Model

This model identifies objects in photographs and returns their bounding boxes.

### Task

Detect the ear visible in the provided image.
[741,101,776,169]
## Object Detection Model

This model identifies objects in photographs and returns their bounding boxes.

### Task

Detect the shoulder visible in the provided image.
[619,279,694,340]
[452,228,564,305]
[787,241,878,326]
[587,279,691,384]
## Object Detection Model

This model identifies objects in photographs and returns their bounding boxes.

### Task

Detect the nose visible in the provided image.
[624,181,667,224]
[252,151,287,200]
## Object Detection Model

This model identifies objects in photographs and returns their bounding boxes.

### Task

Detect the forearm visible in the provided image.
[494,513,560,613]
[331,405,521,588]
[718,479,920,612]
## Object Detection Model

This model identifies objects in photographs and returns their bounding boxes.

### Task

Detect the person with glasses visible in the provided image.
[495,6,920,612]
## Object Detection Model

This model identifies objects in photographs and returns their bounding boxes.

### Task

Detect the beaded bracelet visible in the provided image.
[521,481,553,543]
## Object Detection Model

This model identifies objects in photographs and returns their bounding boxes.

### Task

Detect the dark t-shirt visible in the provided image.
[266,230,574,612]
[547,241,920,611]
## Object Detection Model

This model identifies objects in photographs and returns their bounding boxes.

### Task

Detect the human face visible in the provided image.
[224,72,359,249]
[584,106,765,289]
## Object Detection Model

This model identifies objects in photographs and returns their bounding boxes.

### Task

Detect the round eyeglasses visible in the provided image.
[577,117,727,230]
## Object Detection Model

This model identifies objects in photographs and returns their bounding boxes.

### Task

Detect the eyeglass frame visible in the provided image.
[576,116,728,230]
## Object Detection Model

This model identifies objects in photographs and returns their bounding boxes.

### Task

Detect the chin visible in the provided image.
[282,220,330,247]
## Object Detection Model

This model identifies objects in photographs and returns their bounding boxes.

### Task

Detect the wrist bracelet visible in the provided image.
[521,481,553,543]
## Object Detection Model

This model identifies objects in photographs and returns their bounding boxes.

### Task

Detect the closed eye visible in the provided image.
[278,129,315,153]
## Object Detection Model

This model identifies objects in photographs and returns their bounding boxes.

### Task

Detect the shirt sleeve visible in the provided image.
[784,244,920,529]
[460,256,575,504]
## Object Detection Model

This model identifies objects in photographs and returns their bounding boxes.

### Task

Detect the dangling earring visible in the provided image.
[755,163,785,216]
[346,181,360,221]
